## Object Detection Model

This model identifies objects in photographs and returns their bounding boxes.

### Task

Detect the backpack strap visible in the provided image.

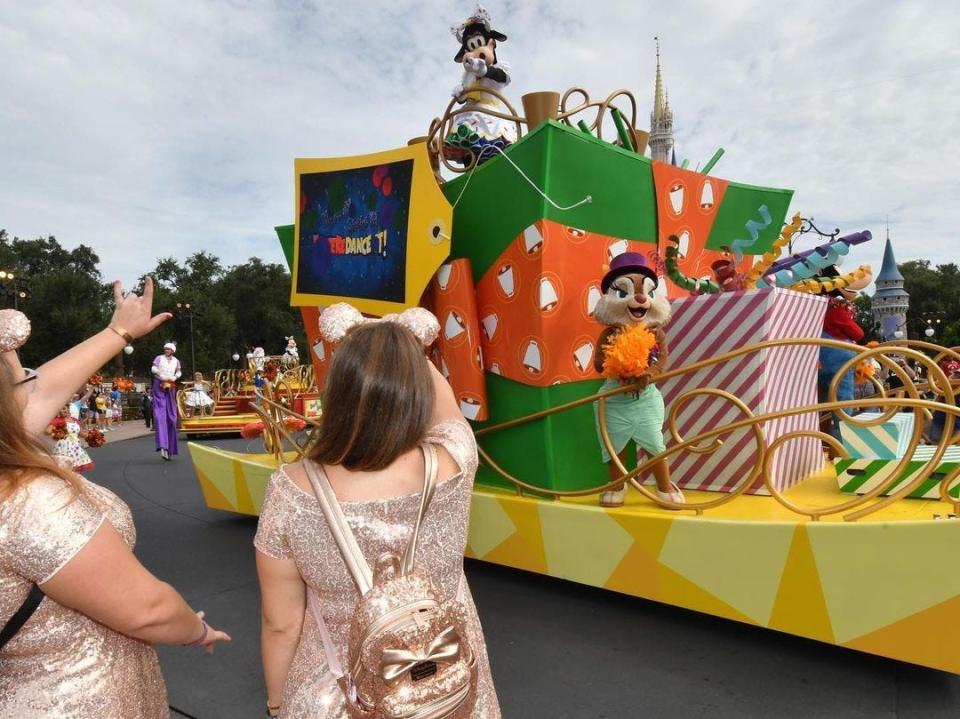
[0,584,44,651]
[400,443,439,576]
[303,460,373,595]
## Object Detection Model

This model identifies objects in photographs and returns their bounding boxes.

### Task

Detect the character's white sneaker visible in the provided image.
[160,449,170,461]
[599,484,627,507]
[655,481,685,508]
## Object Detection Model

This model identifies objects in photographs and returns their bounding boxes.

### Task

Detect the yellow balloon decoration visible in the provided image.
[790,265,872,294]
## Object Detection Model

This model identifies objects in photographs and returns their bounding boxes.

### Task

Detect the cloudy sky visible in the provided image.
[1,1,958,291]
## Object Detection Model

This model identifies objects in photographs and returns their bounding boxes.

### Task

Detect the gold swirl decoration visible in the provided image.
[475,339,960,520]
[249,385,321,463]
[426,86,643,177]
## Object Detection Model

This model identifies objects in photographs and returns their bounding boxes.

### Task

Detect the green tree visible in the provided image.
[0,230,113,373]
[213,257,306,358]
[898,260,960,345]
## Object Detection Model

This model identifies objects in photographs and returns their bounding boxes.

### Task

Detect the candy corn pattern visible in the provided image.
[475,220,654,387]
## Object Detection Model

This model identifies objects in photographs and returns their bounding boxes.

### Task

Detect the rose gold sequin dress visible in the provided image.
[0,475,169,718]
[255,420,501,718]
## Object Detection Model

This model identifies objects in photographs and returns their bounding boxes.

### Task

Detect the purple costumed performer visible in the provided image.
[151,342,181,460]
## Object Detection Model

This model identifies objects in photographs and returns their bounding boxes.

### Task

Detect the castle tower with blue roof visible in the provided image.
[871,225,909,340]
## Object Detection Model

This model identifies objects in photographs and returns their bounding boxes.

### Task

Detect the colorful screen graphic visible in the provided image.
[296,160,413,303]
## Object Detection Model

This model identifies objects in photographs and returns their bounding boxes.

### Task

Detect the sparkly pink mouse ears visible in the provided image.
[0,309,31,353]
[319,303,440,347]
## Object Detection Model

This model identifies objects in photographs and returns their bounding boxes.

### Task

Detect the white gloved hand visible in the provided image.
[463,57,487,75]
[451,82,466,98]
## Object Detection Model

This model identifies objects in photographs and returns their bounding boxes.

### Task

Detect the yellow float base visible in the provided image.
[187,442,960,674]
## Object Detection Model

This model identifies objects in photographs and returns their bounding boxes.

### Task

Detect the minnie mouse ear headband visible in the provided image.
[163,342,177,352]
[0,309,31,353]
[319,303,440,347]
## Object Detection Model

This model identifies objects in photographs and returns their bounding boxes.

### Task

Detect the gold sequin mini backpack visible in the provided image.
[305,444,478,718]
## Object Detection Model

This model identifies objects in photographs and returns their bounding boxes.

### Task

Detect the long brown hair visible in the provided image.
[0,360,82,502]
[308,322,435,472]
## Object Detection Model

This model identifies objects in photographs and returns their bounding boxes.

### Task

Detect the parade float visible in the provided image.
[189,9,960,676]
[178,358,320,436]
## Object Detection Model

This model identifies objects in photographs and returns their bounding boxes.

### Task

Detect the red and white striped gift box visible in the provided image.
[659,288,827,494]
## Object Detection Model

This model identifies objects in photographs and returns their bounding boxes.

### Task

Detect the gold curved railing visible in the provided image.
[213,361,316,400]
[246,336,960,520]
[474,338,960,521]
[426,86,643,175]
[248,383,321,462]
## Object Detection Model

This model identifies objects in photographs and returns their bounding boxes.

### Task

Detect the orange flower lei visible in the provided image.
[601,324,657,380]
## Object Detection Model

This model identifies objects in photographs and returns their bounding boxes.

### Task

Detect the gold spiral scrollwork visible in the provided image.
[472,336,960,522]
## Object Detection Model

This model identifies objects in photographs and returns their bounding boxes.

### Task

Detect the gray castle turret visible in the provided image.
[649,38,674,164]
[872,228,909,340]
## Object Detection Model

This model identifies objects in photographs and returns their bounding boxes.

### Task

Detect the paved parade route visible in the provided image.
[87,434,960,718]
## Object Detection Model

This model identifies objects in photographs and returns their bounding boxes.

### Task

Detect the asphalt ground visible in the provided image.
[83,433,960,718]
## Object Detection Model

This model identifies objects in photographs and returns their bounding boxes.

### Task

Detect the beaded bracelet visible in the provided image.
[186,619,209,646]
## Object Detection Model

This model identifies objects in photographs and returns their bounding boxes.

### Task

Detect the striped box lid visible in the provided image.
[840,412,915,459]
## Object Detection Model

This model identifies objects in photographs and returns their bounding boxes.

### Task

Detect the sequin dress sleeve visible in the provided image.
[0,476,168,718]
[254,469,296,560]
[0,475,104,584]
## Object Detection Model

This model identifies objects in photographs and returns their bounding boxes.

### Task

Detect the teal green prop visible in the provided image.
[473,373,609,492]
[835,450,960,500]
[609,107,634,152]
[276,224,295,267]
[577,120,592,134]
[680,159,689,169]
[442,120,657,280]
[700,147,725,175]
[706,181,793,253]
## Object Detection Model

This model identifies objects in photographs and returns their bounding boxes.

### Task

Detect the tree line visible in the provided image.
[2,229,956,380]
[0,230,306,380]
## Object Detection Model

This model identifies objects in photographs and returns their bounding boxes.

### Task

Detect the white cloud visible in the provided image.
[1,0,958,294]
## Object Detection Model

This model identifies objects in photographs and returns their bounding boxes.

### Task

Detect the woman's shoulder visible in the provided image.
[0,474,103,538]
[2,474,78,510]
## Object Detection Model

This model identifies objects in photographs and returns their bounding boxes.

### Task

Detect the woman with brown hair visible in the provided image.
[0,282,230,717]
[255,307,500,718]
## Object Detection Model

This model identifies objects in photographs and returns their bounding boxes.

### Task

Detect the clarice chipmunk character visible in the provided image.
[593,252,685,508]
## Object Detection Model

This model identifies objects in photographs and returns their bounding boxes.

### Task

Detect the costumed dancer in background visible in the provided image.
[184,371,215,417]
[252,343,266,371]
[280,336,299,369]
[592,253,685,508]
[151,342,181,460]
[48,404,95,473]
[814,265,870,445]
[445,5,516,166]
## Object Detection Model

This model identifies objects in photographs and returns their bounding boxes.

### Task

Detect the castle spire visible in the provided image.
[871,223,909,340]
[653,37,666,119]
[649,37,675,163]
[877,234,904,283]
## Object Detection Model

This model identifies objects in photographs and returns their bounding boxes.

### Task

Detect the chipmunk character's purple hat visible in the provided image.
[601,252,658,293]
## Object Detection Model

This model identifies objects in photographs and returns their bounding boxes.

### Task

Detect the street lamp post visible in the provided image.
[176,302,197,376]
[920,311,944,341]
[0,269,29,309]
